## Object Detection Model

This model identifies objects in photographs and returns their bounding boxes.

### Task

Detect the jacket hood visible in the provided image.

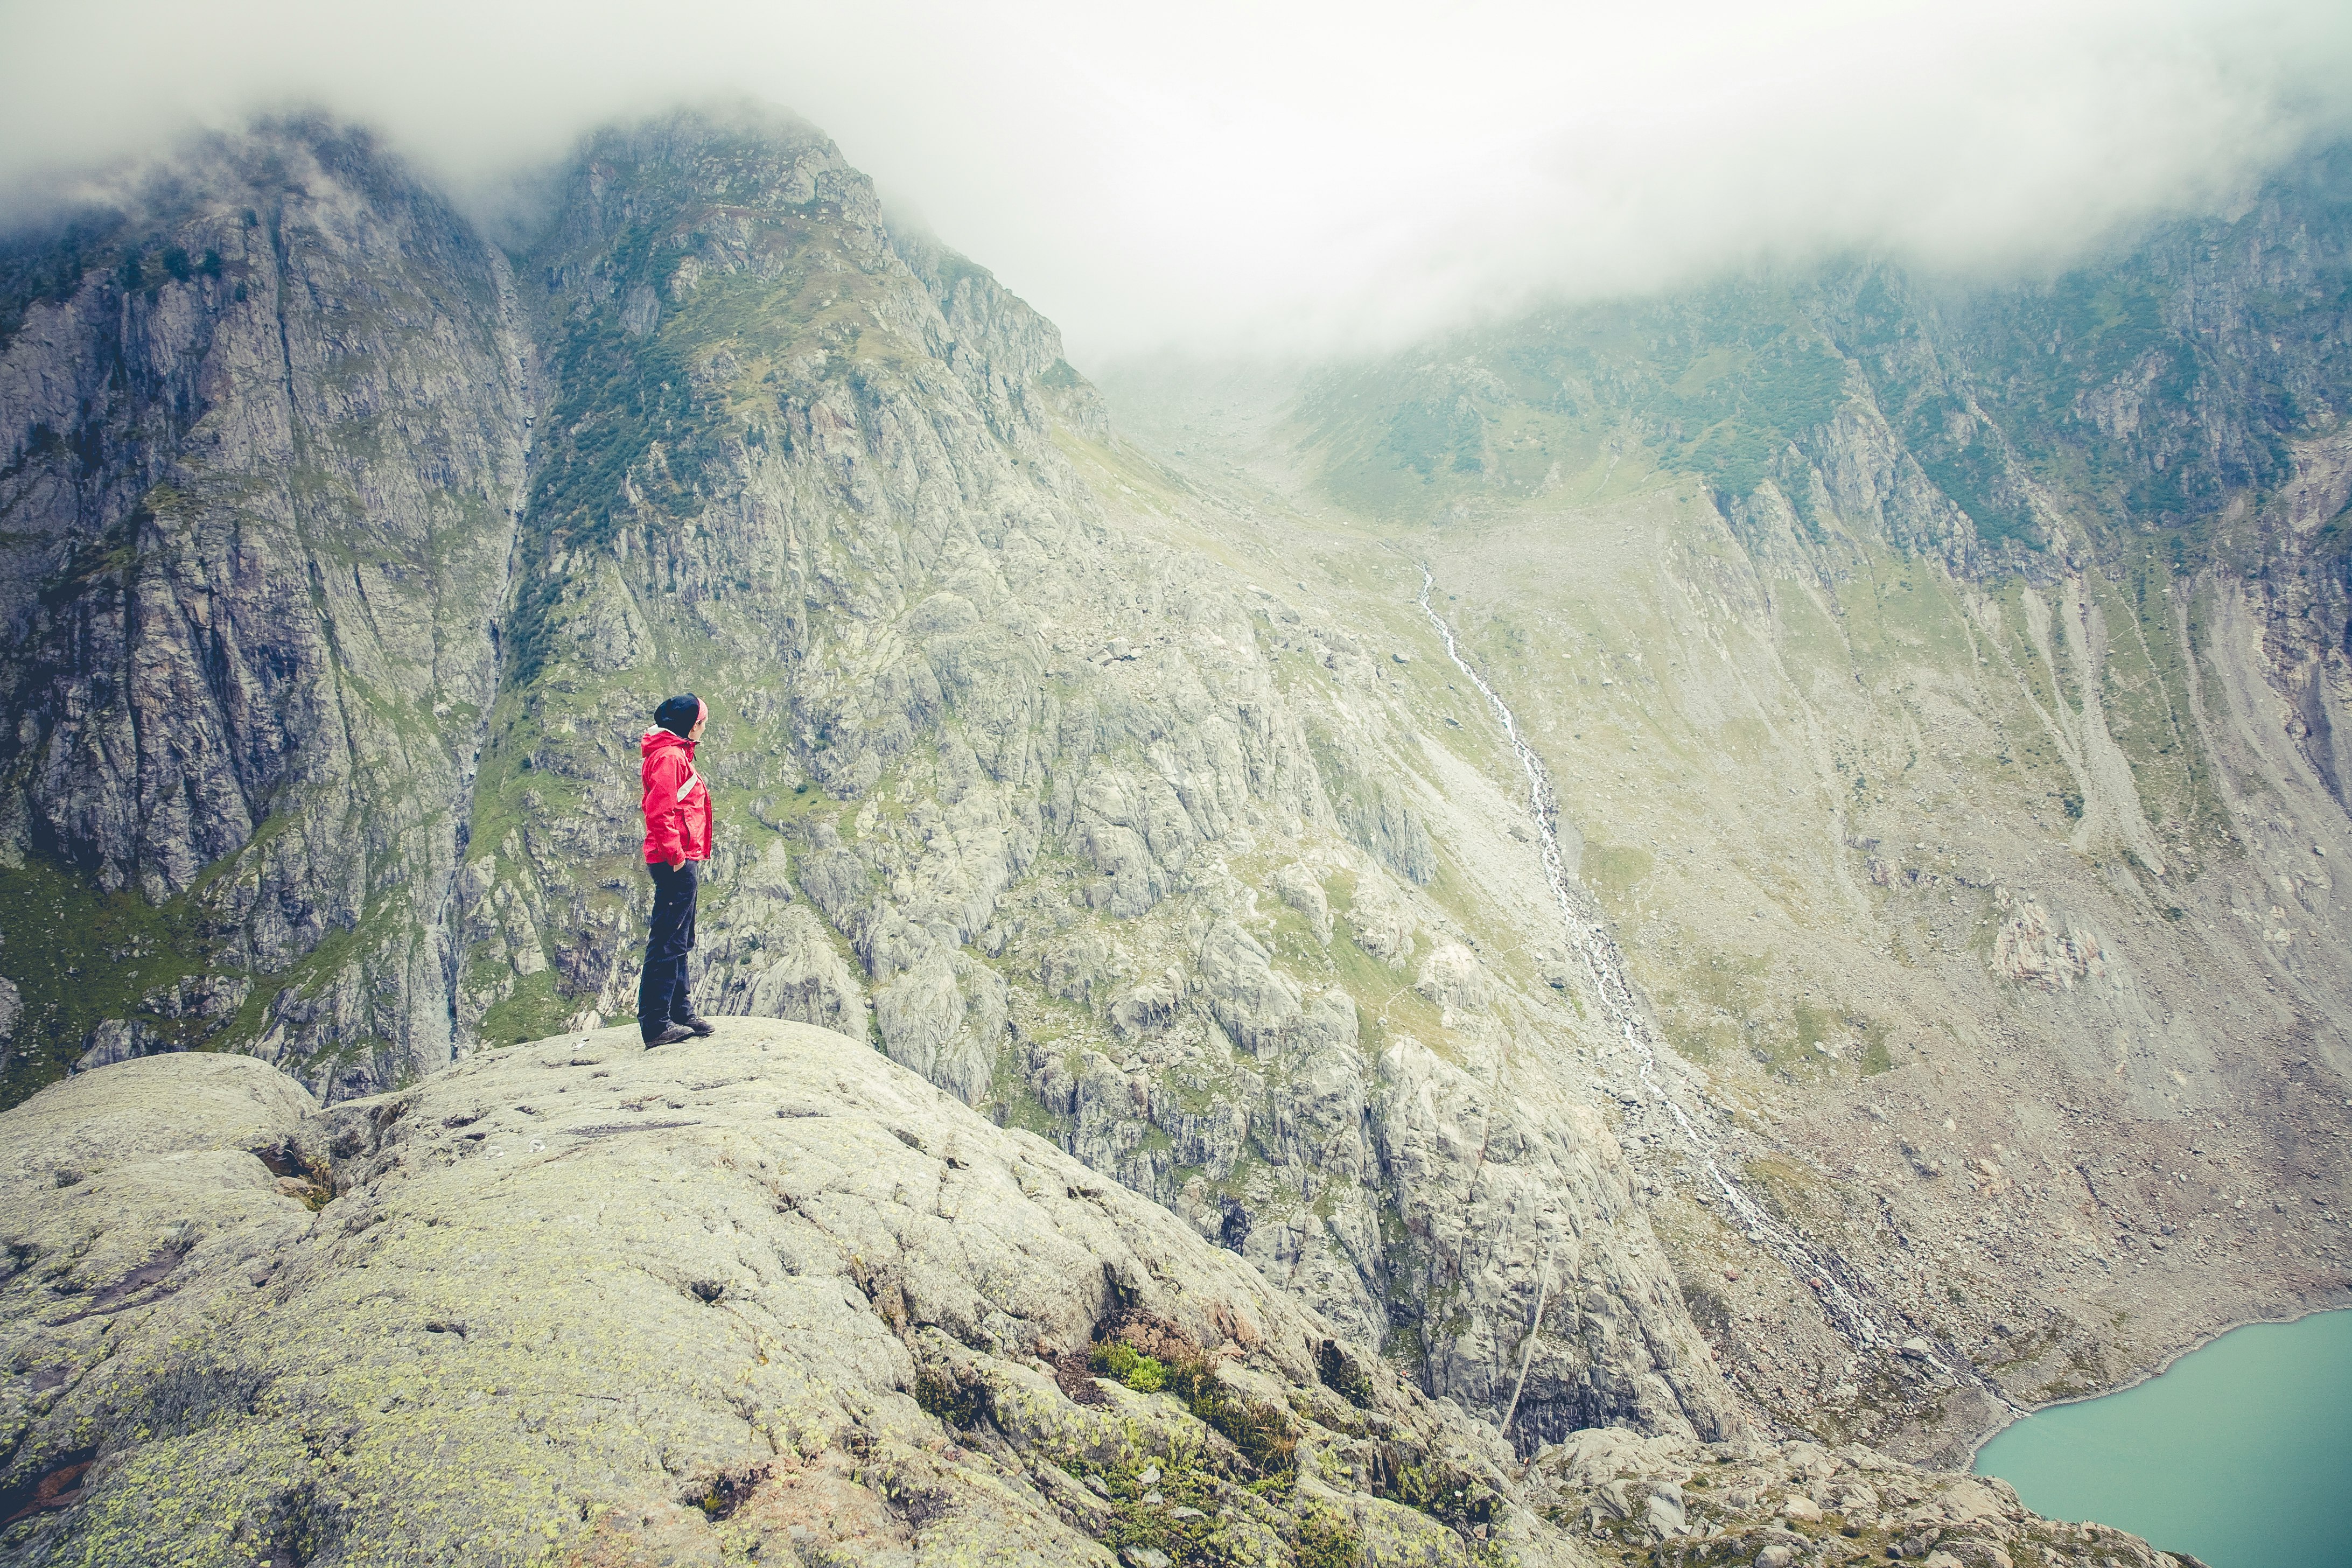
[641,727,694,760]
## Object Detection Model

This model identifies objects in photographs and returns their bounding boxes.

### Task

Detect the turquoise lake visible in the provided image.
[1973,1309,2352,1567]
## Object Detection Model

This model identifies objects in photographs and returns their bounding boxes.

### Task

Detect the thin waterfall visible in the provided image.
[1410,565,1893,1347]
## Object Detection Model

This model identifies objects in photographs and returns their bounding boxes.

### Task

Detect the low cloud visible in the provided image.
[5,0,2348,364]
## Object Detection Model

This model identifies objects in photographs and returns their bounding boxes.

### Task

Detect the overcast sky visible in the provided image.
[4,0,2349,365]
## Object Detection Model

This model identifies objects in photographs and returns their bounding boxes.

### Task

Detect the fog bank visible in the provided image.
[5,0,2349,362]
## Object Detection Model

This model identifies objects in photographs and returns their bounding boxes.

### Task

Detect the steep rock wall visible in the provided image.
[0,121,530,1100]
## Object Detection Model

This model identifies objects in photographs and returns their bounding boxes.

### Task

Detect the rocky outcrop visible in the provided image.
[0,1029,1593,1567]
[1987,891,2105,991]
[891,223,1111,442]
[696,849,867,1037]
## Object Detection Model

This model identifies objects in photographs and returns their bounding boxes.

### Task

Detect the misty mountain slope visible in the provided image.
[0,121,531,1105]
[1101,163,2352,1460]
[454,109,1738,1450]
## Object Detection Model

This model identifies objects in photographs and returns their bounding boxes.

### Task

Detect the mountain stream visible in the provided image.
[1414,565,1956,1370]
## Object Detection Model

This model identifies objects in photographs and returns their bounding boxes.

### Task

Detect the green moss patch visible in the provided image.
[1091,1318,1298,1481]
[0,858,221,1108]
[1089,1339,1168,1392]
[478,971,576,1048]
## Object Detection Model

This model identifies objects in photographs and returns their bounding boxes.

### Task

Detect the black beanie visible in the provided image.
[653,694,703,738]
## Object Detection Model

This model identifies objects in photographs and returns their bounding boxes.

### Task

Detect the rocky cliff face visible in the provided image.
[0,1031,2196,1568]
[0,120,530,1094]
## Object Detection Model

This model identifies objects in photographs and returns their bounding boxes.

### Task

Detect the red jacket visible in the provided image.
[641,729,712,864]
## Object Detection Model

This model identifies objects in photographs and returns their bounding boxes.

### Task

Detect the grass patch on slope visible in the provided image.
[0,858,219,1107]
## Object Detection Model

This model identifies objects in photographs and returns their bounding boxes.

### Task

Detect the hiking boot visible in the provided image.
[675,1015,716,1038]
[642,1022,694,1047]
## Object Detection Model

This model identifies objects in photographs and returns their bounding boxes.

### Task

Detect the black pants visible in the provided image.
[636,859,699,1038]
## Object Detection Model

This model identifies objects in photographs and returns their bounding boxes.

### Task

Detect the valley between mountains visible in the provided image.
[0,105,2346,1562]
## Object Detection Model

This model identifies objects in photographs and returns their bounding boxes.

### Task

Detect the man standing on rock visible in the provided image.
[639,695,717,1047]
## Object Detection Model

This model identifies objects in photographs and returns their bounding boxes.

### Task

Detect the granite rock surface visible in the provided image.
[0,1028,1588,1566]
